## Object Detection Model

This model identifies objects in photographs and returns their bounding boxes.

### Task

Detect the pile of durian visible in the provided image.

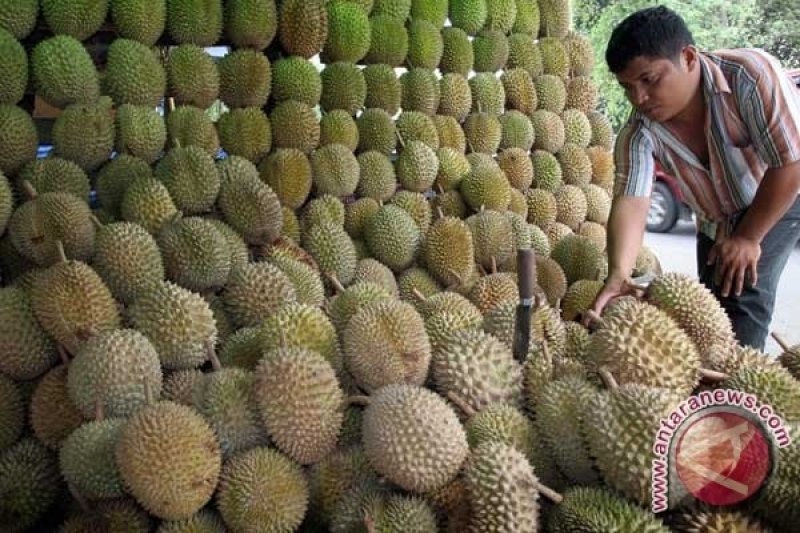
[1,0,799,531]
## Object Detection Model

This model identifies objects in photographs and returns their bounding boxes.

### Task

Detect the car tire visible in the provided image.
[646,181,679,233]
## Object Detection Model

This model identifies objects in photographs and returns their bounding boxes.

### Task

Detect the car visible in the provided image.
[647,66,800,233]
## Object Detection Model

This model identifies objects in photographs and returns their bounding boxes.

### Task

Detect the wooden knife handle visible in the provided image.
[517,249,537,301]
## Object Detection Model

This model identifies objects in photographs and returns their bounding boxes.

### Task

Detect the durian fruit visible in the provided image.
[29,365,84,449]
[116,401,222,520]
[259,302,341,371]
[469,271,519,315]
[224,0,276,50]
[199,367,269,460]
[460,163,511,211]
[327,279,394,333]
[363,64,402,116]
[366,15,408,67]
[559,277,601,321]
[278,0,328,59]
[0,105,38,176]
[529,223,551,257]
[550,234,603,285]
[0,375,23,454]
[723,365,800,420]
[0,438,62,531]
[59,417,127,500]
[352,258,398,297]
[585,384,684,506]
[259,148,312,209]
[166,106,220,156]
[218,48,272,109]
[535,74,567,113]
[526,187,558,226]
[467,209,514,272]
[589,300,702,394]
[0,29,28,106]
[30,251,120,354]
[502,68,537,115]
[41,0,107,40]
[60,498,152,533]
[156,509,226,533]
[30,35,100,108]
[582,183,611,225]
[302,194,345,229]
[396,110,440,150]
[217,446,308,532]
[110,0,165,46]
[217,107,272,164]
[311,143,360,197]
[354,151,395,202]
[320,110,359,151]
[750,421,799,530]
[162,369,207,408]
[547,486,670,532]
[644,272,736,359]
[401,68,441,116]
[52,97,115,173]
[530,108,566,153]
[469,72,506,116]
[121,176,179,235]
[557,143,592,187]
[364,205,422,273]
[423,216,476,288]
[499,111,535,152]
[155,146,220,215]
[324,0,371,63]
[420,294,484,352]
[543,221,574,249]
[473,29,510,73]
[536,256,568,306]
[774,333,800,380]
[438,74,473,124]
[440,27,474,76]
[633,244,663,276]
[538,36,570,78]
[104,38,166,107]
[344,198,380,240]
[320,62,366,116]
[271,56,322,108]
[389,191,432,235]
[554,184,588,230]
[166,0,222,46]
[206,219,249,272]
[508,32,544,77]
[129,281,217,370]
[436,147,471,191]
[449,0,487,35]
[484,300,567,357]
[433,329,523,413]
[587,112,613,150]
[115,105,167,165]
[304,221,358,286]
[268,255,326,307]
[158,216,231,292]
[669,505,768,533]
[217,156,283,245]
[536,376,600,485]
[566,76,599,113]
[463,111,503,155]
[0,0,38,39]
[433,114,468,153]
[67,329,163,419]
[73,225,143,280]
[356,108,397,155]
[360,383,468,493]
[269,100,321,154]
[166,45,219,109]
[396,140,439,193]
[255,347,344,464]
[344,299,431,392]
[406,19,444,70]
[0,286,58,381]
[464,441,540,532]
[222,261,296,328]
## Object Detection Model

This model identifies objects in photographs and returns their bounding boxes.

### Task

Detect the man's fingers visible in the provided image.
[735,266,745,296]
[706,244,718,266]
[720,260,733,298]
[749,260,758,288]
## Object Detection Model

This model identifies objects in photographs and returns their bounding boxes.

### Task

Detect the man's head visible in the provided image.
[606,6,702,122]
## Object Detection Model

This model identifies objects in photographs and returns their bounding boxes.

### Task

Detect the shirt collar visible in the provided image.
[699,51,732,94]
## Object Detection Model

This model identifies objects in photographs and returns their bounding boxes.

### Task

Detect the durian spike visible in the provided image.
[446,391,476,418]
[535,481,564,504]
[490,256,497,274]
[396,130,406,149]
[21,180,38,200]
[364,514,377,533]
[411,288,428,302]
[207,340,221,371]
[348,395,371,407]
[55,240,68,264]
[699,368,729,382]
[598,367,619,392]
[771,332,796,353]
[68,483,90,513]
[327,272,346,294]
[57,344,70,366]
[95,397,105,422]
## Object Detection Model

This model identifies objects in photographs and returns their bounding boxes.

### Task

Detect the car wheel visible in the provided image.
[646,181,679,233]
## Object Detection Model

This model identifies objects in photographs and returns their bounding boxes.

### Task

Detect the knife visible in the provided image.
[512,248,537,363]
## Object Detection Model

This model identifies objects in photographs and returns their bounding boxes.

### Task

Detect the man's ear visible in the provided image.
[682,45,699,71]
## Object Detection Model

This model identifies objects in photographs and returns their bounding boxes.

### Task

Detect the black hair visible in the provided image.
[605,6,695,73]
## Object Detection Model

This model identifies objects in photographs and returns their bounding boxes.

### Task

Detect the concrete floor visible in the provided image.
[644,222,800,356]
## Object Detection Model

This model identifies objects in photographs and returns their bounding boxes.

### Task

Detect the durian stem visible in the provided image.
[68,483,90,513]
[535,481,564,504]
[55,240,68,264]
[207,341,221,371]
[95,397,105,422]
[348,395,371,407]
[699,368,729,382]
[771,332,795,353]
[167,97,176,113]
[411,288,427,302]
[490,256,497,275]
[327,272,346,294]
[598,367,619,392]
[477,263,488,277]
[364,514,377,533]
[278,328,288,350]
[143,379,154,405]
[436,184,445,195]
[21,180,38,200]
[540,339,550,360]
[57,344,70,366]
[396,130,406,149]
[89,214,104,230]
[435,206,445,220]
[445,268,463,286]
[446,391,475,418]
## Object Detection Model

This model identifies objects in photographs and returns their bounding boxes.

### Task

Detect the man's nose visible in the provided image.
[631,86,649,107]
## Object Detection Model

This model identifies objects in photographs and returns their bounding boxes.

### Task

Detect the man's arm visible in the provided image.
[709,161,800,296]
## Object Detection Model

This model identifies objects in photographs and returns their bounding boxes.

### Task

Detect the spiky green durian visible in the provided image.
[271,56,321,107]
[0,105,37,176]
[166,0,223,46]
[31,35,99,109]
[363,64,402,115]
[115,105,167,165]
[218,48,271,108]
[366,15,408,66]
[104,38,166,107]
[110,0,165,46]
[41,0,107,40]
[166,45,219,109]
[320,61,366,115]
[0,0,38,39]
[0,438,61,531]
[224,0,277,50]
[269,100,320,154]
[278,0,328,59]
[96,155,153,217]
[52,97,115,172]
[357,108,397,155]
[120,176,179,235]
[324,0,371,63]
[59,418,127,499]
[440,26,474,75]
[0,28,27,106]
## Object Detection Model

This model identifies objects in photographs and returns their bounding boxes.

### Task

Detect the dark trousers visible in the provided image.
[696,197,800,351]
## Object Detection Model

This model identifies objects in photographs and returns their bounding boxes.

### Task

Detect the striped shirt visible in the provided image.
[614,48,800,238]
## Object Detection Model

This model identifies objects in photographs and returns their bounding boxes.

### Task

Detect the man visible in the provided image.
[590,6,800,350]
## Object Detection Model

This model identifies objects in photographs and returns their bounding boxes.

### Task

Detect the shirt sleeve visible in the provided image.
[738,50,800,169]
[613,120,656,198]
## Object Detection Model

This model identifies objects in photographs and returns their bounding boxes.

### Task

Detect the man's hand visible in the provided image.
[707,235,760,297]
[583,276,640,327]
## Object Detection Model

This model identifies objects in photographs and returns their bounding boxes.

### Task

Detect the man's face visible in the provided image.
[615,49,698,123]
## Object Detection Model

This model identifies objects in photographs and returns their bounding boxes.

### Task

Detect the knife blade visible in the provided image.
[512,248,537,363]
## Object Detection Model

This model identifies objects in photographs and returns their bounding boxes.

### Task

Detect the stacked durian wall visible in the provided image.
[0,1,799,532]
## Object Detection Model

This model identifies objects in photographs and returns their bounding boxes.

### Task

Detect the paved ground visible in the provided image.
[644,222,800,356]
